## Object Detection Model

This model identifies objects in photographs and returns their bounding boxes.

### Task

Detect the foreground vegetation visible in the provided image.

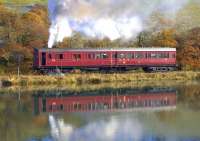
[1,71,200,87]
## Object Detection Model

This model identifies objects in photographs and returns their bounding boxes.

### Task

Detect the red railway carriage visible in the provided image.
[33,47,176,72]
[33,89,176,114]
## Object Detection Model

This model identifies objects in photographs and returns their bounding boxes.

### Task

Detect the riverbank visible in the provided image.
[0,71,200,87]
[0,80,197,96]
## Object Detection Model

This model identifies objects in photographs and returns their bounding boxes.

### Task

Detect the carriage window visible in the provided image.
[146,53,168,58]
[135,53,143,59]
[148,53,169,58]
[157,53,162,58]
[60,104,64,111]
[95,53,101,59]
[112,54,117,58]
[73,54,81,60]
[126,53,133,59]
[151,53,157,58]
[49,105,52,111]
[171,53,176,58]
[117,53,125,59]
[147,53,151,58]
[88,53,95,59]
[74,103,81,110]
[77,104,81,110]
[100,53,108,59]
[145,53,148,58]
[164,53,169,58]
[59,54,63,59]
[95,53,108,59]
[160,53,165,58]
[56,54,63,59]
[48,54,52,59]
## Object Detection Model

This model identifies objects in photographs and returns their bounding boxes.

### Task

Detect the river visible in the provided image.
[0,81,200,141]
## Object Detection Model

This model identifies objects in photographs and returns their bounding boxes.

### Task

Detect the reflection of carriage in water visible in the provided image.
[32,87,177,115]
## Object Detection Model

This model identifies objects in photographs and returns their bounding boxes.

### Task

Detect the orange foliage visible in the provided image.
[29,39,47,48]
[17,7,49,47]
[29,4,49,25]
[153,29,177,47]
[33,115,48,127]
[177,27,200,69]
[0,6,17,26]
[22,12,45,26]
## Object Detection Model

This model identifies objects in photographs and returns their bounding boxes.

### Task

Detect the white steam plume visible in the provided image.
[48,115,143,141]
[49,115,73,141]
[48,0,189,48]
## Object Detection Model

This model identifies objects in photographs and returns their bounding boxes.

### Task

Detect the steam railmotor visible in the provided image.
[33,47,176,73]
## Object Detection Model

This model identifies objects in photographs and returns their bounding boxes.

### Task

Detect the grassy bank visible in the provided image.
[1,71,200,87]
[0,80,196,96]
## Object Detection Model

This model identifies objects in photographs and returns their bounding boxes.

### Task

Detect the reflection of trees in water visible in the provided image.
[178,85,200,110]
[0,94,48,141]
[0,96,22,141]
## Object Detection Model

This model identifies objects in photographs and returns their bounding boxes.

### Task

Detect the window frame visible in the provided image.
[134,52,143,59]
[55,54,64,60]
[73,54,81,61]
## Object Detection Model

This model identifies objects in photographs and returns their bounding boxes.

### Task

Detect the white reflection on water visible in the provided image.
[49,114,142,141]
[49,115,73,141]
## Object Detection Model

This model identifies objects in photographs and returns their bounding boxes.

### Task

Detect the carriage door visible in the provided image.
[112,52,117,66]
[41,52,46,66]
[42,98,46,112]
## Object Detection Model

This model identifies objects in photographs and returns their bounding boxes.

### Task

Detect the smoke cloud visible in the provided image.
[48,0,189,48]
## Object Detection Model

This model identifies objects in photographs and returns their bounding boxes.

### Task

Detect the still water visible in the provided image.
[0,81,200,141]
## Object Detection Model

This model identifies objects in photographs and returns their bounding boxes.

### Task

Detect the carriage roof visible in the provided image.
[35,47,176,52]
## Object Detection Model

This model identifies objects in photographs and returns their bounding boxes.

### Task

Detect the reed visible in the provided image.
[0,79,195,96]
[1,71,200,87]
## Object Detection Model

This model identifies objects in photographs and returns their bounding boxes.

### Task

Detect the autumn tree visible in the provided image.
[176,1,200,32]
[0,4,49,74]
[177,27,200,70]
[147,11,174,33]
[0,5,19,44]
[84,37,114,48]
[152,29,178,47]
[19,5,49,48]
[136,31,153,47]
